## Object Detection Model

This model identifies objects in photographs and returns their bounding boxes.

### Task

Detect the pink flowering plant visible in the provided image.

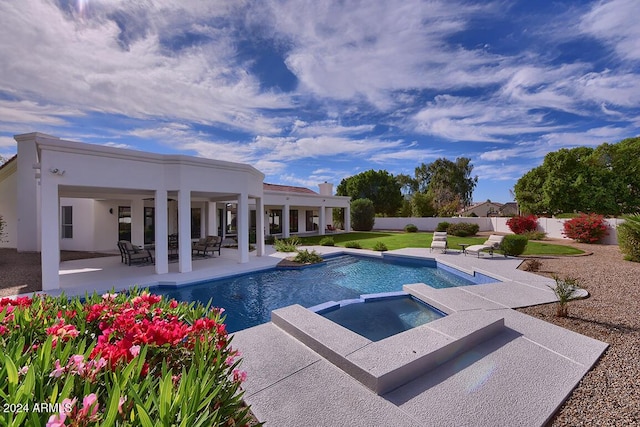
[562,213,609,243]
[0,288,254,426]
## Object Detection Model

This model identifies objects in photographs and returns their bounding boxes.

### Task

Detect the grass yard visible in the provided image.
[298,232,584,256]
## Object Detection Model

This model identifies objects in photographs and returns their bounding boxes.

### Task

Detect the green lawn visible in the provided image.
[297,232,584,256]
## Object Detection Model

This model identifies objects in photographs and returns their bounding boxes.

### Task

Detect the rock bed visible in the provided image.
[518,242,640,426]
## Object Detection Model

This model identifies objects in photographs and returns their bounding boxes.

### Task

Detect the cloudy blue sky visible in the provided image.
[1,0,639,202]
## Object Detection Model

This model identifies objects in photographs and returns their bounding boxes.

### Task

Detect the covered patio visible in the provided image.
[15,133,266,291]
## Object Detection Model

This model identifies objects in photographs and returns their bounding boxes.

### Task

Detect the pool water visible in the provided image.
[153,254,476,333]
[318,296,445,341]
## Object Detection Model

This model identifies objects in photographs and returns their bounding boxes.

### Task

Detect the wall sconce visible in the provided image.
[49,168,65,176]
[109,208,113,215]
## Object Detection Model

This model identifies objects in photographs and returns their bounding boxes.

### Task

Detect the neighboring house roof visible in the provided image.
[263,183,318,195]
[0,154,17,172]
[459,200,503,214]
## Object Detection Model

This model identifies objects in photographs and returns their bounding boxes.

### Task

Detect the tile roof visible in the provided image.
[0,154,17,172]
[263,182,317,194]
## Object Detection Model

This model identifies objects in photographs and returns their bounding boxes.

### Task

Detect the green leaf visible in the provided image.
[135,403,155,427]
[100,382,120,427]
[5,357,19,387]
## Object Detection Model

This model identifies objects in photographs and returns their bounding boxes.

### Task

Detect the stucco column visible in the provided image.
[255,197,265,256]
[345,205,351,232]
[40,178,60,290]
[207,202,218,236]
[154,191,168,275]
[16,135,40,252]
[200,202,207,238]
[283,204,290,238]
[237,193,249,263]
[319,205,326,235]
[178,189,192,273]
[131,198,144,247]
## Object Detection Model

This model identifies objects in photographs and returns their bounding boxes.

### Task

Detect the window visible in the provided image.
[118,206,131,242]
[191,208,201,239]
[144,207,155,244]
[269,209,282,234]
[305,210,318,232]
[61,206,73,239]
[290,209,298,233]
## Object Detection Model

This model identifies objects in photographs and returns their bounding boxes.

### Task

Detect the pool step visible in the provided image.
[272,305,506,395]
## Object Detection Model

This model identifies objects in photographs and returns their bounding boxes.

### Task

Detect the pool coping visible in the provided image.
[231,246,609,426]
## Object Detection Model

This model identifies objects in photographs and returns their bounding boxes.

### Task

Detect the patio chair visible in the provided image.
[116,241,127,263]
[118,240,154,266]
[464,234,505,258]
[192,236,221,257]
[430,231,448,253]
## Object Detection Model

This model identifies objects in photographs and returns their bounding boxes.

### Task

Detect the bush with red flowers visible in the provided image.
[506,215,539,235]
[562,213,609,243]
[0,289,254,426]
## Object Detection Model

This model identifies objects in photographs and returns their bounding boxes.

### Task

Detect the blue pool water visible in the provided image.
[152,254,482,333]
[318,296,445,341]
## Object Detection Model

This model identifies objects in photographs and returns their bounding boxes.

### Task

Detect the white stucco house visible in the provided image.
[0,133,351,290]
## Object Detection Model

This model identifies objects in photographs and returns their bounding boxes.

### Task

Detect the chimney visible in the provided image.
[318,181,333,196]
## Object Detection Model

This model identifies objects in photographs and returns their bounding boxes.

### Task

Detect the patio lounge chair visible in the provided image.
[464,234,504,258]
[430,231,448,253]
[326,224,336,233]
[118,241,154,265]
[192,236,222,257]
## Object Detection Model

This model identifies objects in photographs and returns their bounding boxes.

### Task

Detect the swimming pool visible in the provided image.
[152,254,491,332]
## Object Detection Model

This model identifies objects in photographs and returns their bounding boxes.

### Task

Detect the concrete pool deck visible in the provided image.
[44,246,607,425]
[230,247,608,426]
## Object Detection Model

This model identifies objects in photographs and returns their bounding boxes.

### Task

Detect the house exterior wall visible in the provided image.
[0,160,18,248]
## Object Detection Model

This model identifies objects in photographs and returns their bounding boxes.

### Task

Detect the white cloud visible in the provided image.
[580,0,640,61]
[0,0,289,135]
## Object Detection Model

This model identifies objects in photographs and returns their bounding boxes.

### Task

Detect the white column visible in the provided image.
[237,193,249,263]
[207,202,218,236]
[16,136,40,252]
[178,190,192,273]
[200,202,207,238]
[344,206,351,232]
[319,205,326,235]
[40,178,60,290]
[154,191,168,275]
[131,198,144,247]
[283,204,290,238]
[255,197,265,256]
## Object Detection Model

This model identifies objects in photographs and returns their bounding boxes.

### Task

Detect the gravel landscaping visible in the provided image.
[1,244,639,425]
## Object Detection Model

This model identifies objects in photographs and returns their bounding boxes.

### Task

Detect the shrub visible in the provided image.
[506,215,538,234]
[373,241,388,251]
[436,222,450,232]
[549,275,580,317]
[293,249,324,264]
[562,213,609,243]
[500,234,528,256]
[0,289,252,426]
[618,214,640,262]
[273,236,301,252]
[522,230,547,240]
[344,241,362,249]
[319,236,335,246]
[351,198,375,231]
[447,222,479,237]
[404,224,418,233]
[523,258,542,272]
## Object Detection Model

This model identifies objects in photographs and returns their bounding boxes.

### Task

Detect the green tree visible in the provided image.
[336,170,403,216]
[350,198,375,231]
[411,192,436,217]
[514,137,640,215]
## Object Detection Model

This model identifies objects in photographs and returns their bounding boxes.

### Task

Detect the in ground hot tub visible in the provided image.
[311,293,445,341]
